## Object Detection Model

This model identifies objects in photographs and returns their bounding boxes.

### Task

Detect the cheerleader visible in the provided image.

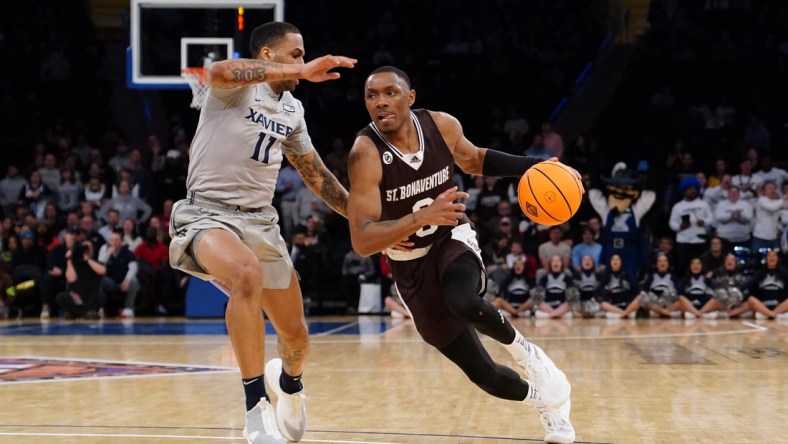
[639,253,697,317]
[731,250,788,319]
[573,255,601,317]
[598,254,641,319]
[532,254,576,319]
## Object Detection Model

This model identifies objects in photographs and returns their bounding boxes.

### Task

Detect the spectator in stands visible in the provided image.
[79,214,105,256]
[703,173,730,211]
[754,155,788,193]
[707,158,728,188]
[58,239,105,320]
[532,254,575,319]
[128,150,152,202]
[714,185,753,250]
[541,121,564,160]
[571,226,603,273]
[502,108,530,141]
[9,229,45,318]
[487,200,519,236]
[41,203,62,233]
[669,176,714,277]
[99,179,152,224]
[40,227,79,319]
[275,158,304,240]
[752,181,786,252]
[700,236,725,278]
[341,249,376,315]
[20,170,53,219]
[121,218,142,251]
[108,140,131,175]
[475,176,509,221]
[598,254,641,319]
[524,133,551,159]
[134,225,171,315]
[0,164,26,215]
[112,169,141,198]
[55,168,81,214]
[293,186,331,229]
[505,240,537,283]
[538,225,571,270]
[98,209,121,243]
[732,250,788,320]
[323,137,350,181]
[98,231,139,318]
[732,159,761,204]
[483,234,511,289]
[38,153,61,192]
[82,172,109,206]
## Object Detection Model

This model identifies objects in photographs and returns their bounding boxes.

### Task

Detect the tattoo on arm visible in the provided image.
[291,152,348,217]
[232,67,267,82]
[223,60,283,85]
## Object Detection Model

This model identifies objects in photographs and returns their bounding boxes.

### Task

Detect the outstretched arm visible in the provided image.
[430,111,582,183]
[287,148,348,218]
[347,136,468,257]
[207,55,357,88]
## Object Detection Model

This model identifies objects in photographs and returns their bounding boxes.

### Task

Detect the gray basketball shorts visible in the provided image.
[168,198,294,289]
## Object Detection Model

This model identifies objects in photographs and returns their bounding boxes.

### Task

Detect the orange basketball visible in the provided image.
[517,161,583,226]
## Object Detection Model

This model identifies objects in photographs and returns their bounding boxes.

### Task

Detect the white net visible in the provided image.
[181,67,207,110]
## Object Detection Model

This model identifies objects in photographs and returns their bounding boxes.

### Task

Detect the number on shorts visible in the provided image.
[251,132,277,164]
[412,197,437,237]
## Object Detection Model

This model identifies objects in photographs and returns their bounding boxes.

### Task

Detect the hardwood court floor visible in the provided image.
[1,316,787,443]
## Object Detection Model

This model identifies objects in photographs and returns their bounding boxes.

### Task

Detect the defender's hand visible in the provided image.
[300,55,357,82]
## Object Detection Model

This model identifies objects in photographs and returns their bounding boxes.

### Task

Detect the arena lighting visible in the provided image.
[237,6,244,30]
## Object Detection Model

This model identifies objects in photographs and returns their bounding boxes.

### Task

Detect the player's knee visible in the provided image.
[278,321,309,347]
[230,262,263,299]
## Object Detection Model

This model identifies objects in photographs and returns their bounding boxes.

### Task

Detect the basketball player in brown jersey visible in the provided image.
[347,66,579,443]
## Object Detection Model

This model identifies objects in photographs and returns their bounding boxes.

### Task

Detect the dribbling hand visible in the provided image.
[300,55,357,82]
[546,157,585,194]
[416,186,469,227]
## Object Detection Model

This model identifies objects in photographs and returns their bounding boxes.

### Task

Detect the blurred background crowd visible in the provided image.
[0,0,786,320]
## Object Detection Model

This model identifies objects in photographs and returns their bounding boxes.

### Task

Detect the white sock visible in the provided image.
[503,329,531,362]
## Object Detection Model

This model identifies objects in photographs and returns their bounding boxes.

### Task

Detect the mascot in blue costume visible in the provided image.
[589,162,656,279]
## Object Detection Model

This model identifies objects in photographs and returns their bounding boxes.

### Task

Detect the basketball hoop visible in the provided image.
[181,67,208,110]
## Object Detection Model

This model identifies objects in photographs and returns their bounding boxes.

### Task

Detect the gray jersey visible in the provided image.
[186,82,313,208]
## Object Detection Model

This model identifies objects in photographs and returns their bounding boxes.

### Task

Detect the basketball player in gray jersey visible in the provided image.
[168,22,355,444]
[347,66,578,443]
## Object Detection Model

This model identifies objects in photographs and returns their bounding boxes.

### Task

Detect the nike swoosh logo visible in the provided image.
[243,378,260,386]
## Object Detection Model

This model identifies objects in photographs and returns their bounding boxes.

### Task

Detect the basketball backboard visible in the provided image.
[128,0,283,89]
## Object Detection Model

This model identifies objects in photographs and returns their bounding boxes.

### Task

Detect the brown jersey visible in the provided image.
[358,109,458,250]
[358,109,481,349]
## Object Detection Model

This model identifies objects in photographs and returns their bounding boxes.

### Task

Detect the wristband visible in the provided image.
[482,149,542,177]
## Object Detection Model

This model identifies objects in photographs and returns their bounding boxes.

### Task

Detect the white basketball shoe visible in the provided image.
[538,399,576,443]
[243,398,285,444]
[265,358,307,442]
[516,341,571,408]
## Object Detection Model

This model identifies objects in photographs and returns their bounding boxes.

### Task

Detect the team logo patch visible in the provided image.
[525,202,538,218]
[543,191,557,204]
[283,104,296,112]
[382,151,393,165]
[0,357,233,384]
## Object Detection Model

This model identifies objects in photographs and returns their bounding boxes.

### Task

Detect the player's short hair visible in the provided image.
[369,66,411,89]
[249,22,301,57]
